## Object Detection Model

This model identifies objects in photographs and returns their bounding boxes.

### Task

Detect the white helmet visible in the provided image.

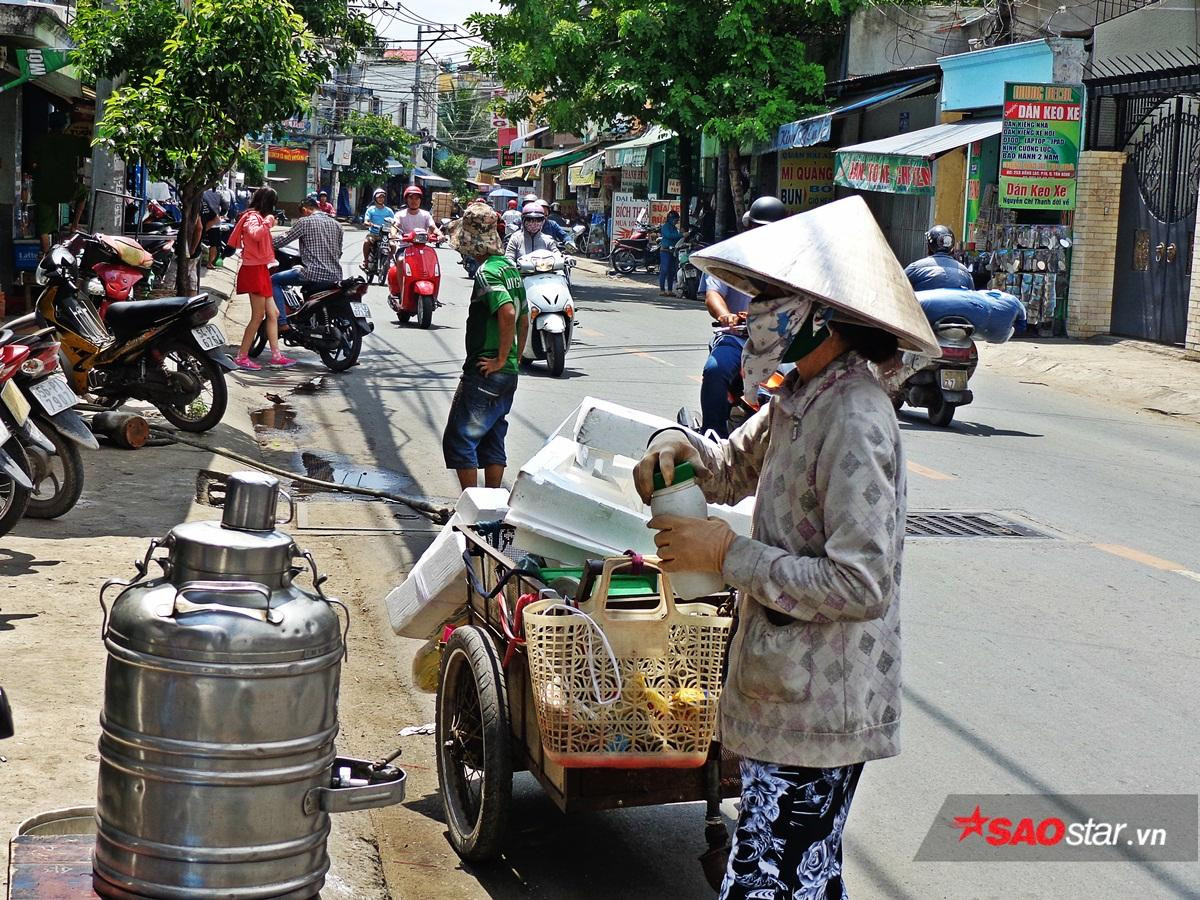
[372,188,386,199]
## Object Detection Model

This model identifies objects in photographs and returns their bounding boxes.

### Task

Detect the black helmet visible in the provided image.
[747,196,788,227]
[927,225,955,254]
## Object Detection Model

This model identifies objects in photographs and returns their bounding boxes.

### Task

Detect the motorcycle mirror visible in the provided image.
[0,687,13,739]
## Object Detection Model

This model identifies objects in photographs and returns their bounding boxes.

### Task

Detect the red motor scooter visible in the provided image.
[387,228,441,329]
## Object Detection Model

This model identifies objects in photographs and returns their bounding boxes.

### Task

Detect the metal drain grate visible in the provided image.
[906,511,1050,539]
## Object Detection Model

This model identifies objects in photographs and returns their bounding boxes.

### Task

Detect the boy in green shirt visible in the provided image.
[443,202,529,490]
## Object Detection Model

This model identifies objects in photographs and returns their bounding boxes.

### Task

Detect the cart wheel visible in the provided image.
[436,625,512,862]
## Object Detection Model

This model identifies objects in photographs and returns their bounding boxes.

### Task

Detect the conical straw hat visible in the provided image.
[691,196,941,356]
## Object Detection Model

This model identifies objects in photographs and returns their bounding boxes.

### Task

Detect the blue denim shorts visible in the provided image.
[442,370,518,469]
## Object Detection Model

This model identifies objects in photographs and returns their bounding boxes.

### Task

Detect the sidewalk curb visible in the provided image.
[981,336,1200,424]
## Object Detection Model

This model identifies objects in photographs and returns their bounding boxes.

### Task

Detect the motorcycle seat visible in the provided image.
[106,294,209,333]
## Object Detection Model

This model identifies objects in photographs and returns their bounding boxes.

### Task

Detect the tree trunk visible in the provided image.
[677,131,695,232]
[715,147,729,242]
[176,182,202,296]
[727,144,748,230]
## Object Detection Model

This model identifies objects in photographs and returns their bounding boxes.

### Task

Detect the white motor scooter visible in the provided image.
[518,248,575,377]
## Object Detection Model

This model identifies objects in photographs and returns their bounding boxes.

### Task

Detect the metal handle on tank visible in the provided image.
[302,757,406,815]
[278,489,295,525]
[99,535,170,638]
[160,581,282,625]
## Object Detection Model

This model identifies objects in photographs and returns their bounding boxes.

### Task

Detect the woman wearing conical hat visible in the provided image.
[634,197,940,900]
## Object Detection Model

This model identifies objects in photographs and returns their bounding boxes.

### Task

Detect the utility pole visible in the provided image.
[410,23,458,184]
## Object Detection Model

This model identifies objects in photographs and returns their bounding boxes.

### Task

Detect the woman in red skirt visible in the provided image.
[230,187,295,369]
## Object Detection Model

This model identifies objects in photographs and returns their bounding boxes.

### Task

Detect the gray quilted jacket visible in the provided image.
[685,352,905,768]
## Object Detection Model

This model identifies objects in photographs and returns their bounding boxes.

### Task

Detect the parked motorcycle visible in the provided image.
[675,225,707,300]
[0,339,37,534]
[36,233,234,432]
[250,246,372,372]
[387,228,441,329]
[517,248,575,378]
[610,222,660,274]
[5,314,97,518]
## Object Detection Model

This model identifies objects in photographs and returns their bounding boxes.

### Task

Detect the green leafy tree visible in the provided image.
[339,111,417,192]
[237,143,266,187]
[432,151,470,196]
[72,0,341,292]
[470,0,854,226]
[436,84,497,157]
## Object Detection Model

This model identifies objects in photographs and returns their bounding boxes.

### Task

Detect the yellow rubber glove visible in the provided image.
[633,432,709,504]
[648,514,735,575]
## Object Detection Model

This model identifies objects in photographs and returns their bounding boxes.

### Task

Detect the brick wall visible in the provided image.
[1188,182,1200,359]
[1067,151,1126,338]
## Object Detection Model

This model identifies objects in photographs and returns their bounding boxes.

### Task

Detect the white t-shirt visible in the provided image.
[394,208,436,234]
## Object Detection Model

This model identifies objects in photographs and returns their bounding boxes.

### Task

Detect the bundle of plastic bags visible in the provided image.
[916,289,1026,343]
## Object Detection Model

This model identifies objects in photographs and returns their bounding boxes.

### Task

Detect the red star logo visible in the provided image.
[953,805,989,842]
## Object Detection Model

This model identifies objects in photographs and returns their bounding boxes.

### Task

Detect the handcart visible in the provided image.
[435,522,740,885]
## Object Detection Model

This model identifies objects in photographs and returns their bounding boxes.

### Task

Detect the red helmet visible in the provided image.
[403,185,423,199]
[507,199,518,209]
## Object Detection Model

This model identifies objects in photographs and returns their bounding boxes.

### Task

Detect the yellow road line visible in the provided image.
[907,460,955,481]
[578,327,604,338]
[1093,543,1200,583]
[634,351,674,367]
[688,374,703,384]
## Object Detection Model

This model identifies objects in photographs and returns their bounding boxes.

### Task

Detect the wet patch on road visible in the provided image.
[293,450,416,500]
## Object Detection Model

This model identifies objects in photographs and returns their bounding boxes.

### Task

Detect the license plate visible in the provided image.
[28,374,78,416]
[940,369,968,391]
[1,381,30,425]
[192,324,226,351]
[350,302,371,319]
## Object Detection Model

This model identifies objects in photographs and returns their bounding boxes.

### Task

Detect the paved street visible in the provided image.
[2,231,1198,899]
[311,233,1200,898]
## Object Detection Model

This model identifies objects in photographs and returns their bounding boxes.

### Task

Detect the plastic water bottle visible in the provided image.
[650,461,724,600]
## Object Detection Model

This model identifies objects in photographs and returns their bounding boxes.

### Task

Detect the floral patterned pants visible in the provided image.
[719,759,865,900]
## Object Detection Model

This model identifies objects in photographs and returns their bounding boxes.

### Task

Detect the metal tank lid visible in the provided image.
[167,473,296,583]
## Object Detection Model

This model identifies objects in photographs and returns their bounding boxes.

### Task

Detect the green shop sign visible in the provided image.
[0,48,73,94]
[999,82,1083,210]
[834,152,933,195]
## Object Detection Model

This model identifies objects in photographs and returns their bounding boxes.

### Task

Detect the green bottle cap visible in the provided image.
[652,460,696,492]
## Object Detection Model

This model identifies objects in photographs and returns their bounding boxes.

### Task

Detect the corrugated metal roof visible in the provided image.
[835,118,1003,159]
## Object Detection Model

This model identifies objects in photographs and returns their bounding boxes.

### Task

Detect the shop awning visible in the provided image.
[413,167,451,188]
[833,118,1002,195]
[498,161,536,181]
[538,143,596,170]
[386,157,407,176]
[605,125,675,167]
[757,77,937,155]
[509,126,548,153]
[567,151,606,187]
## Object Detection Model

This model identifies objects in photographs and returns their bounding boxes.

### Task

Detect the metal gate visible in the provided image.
[1111,94,1200,345]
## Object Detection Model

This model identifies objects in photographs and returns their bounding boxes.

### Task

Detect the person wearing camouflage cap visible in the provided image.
[442,202,529,490]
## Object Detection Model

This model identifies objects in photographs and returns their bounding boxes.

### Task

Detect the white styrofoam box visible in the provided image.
[570,396,680,460]
[451,487,510,525]
[385,525,469,638]
[506,433,760,566]
[506,436,656,566]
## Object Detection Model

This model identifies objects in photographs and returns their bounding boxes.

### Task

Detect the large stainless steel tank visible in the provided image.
[94,472,404,899]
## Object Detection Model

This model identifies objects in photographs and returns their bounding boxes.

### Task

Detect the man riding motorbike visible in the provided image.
[361,188,394,270]
[700,195,789,437]
[271,196,344,331]
[903,224,972,290]
[506,202,560,262]
[394,185,442,242]
[500,198,523,236]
